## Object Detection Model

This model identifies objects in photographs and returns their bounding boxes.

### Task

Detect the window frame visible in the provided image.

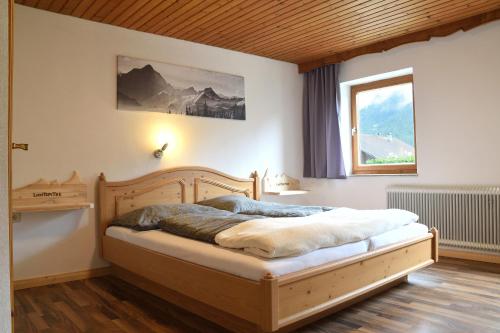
[350,74,417,175]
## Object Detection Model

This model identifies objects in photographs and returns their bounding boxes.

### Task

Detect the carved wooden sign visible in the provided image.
[13,171,91,212]
[262,169,309,195]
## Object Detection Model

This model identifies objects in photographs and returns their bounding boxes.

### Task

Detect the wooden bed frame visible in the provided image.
[98,166,438,333]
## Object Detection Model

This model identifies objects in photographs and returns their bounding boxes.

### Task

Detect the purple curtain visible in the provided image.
[303,64,346,179]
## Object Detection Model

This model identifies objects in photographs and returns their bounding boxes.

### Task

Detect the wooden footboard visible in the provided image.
[272,232,436,331]
[103,229,438,333]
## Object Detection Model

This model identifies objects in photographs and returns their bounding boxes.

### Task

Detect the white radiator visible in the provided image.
[387,185,500,253]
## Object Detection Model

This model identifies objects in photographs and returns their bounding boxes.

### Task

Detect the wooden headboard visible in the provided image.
[98,166,260,237]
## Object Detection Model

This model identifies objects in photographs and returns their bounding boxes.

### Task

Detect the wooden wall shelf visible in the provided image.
[264,190,310,196]
[262,170,309,196]
[13,203,94,213]
[12,171,93,214]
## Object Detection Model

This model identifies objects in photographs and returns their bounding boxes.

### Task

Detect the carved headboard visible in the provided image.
[98,166,260,237]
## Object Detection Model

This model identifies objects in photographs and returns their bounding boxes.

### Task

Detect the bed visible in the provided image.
[98,166,438,333]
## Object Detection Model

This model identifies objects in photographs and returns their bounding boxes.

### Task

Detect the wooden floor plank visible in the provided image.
[13,258,500,332]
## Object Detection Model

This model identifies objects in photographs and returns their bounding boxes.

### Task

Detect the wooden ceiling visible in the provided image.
[16,0,500,72]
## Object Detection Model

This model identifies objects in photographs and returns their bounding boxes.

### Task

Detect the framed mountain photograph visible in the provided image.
[117,55,246,120]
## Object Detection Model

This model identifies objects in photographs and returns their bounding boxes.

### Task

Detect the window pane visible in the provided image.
[355,82,415,165]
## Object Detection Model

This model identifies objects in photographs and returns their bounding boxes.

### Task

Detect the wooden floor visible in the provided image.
[14,258,500,333]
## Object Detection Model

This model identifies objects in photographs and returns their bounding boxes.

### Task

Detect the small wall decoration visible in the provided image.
[12,171,93,213]
[262,169,309,196]
[117,55,246,120]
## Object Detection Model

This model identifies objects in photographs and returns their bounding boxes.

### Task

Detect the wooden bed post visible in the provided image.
[98,172,107,256]
[261,273,278,332]
[431,227,439,263]
[252,171,261,201]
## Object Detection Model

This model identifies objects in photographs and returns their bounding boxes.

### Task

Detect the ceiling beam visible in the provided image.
[298,8,500,73]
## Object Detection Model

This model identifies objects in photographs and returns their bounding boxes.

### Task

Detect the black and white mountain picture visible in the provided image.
[117,56,245,120]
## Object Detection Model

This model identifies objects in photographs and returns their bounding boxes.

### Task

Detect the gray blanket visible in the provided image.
[158,212,266,243]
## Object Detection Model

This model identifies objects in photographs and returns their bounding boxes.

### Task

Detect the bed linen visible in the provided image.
[215,208,419,258]
[110,203,225,230]
[106,223,428,281]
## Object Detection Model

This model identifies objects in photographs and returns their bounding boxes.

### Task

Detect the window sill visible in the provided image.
[348,173,418,177]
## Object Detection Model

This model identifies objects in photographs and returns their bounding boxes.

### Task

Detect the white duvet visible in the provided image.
[215,208,419,258]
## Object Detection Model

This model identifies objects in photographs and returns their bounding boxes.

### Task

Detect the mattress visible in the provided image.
[106,223,428,281]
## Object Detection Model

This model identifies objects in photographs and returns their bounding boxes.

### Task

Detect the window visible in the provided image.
[351,75,417,174]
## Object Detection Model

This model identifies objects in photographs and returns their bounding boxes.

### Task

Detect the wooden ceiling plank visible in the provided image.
[279,9,495,62]
[100,0,137,24]
[288,2,500,63]
[136,0,195,32]
[154,0,226,35]
[185,0,283,43]
[177,0,263,41]
[82,0,109,20]
[198,0,337,45]
[229,0,455,53]
[324,2,500,53]
[222,0,414,52]
[60,0,80,15]
[158,0,235,37]
[111,0,153,26]
[170,0,249,39]
[298,7,500,71]
[125,0,178,31]
[225,0,435,51]
[23,0,39,6]
[71,0,96,17]
[150,0,242,35]
[48,0,69,12]
[260,0,494,59]
[120,0,165,28]
[198,0,323,45]
[36,0,53,9]
[233,0,498,57]
[256,0,465,57]
[92,0,122,22]
[274,1,499,61]
[215,0,396,50]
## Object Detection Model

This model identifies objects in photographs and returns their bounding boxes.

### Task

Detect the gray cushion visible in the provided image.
[197,195,249,213]
[197,195,333,217]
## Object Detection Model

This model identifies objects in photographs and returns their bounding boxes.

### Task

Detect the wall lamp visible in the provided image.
[153,143,168,159]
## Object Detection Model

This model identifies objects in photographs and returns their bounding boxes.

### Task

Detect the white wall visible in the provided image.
[12,5,303,280]
[0,0,12,330]
[302,20,500,209]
